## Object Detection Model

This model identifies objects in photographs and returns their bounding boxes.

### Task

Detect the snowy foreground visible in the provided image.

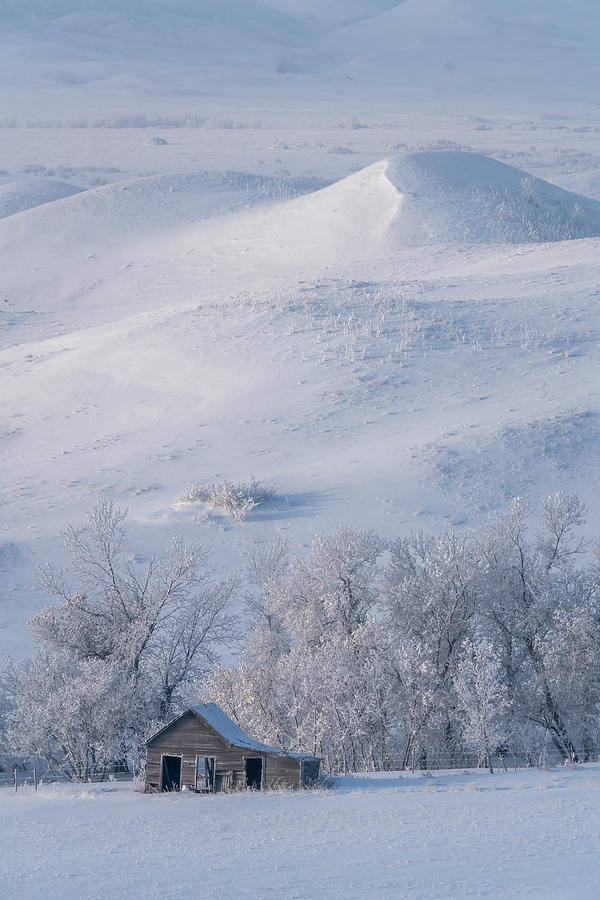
[2,766,600,899]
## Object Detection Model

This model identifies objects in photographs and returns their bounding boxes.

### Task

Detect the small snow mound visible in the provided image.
[385,150,600,244]
[0,179,83,219]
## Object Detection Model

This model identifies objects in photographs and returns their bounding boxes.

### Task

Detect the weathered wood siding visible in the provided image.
[146,711,248,791]
[264,755,302,789]
[145,710,313,792]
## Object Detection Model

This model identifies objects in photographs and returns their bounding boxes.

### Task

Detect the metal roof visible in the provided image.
[144,701,319,760]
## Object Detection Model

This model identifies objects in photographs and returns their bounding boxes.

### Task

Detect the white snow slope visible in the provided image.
[0,180,84,219]
[2,765,600,899]
[387,151,600,244]
[2,144,600,657]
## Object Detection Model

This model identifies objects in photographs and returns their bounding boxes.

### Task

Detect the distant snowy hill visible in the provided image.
[320,0,600,95]
[0,0,598,120]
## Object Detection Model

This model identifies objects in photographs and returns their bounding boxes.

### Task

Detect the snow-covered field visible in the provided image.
[3,2,600,897]
[2,765,600,899]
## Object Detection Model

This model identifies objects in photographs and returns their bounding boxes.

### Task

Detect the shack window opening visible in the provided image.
[160,755,181,792]
[196,756,215,791]
[245,757,263,790]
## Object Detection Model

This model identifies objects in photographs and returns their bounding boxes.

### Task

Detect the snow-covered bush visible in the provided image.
[204,170,326,200]
[177,478,276,522]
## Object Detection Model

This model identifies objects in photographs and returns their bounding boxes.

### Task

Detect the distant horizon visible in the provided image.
[1,0,598,122]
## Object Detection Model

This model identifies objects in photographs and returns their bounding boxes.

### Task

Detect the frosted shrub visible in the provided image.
[520,175,537,204]
[205,170,326,200]
[178,478,276,522]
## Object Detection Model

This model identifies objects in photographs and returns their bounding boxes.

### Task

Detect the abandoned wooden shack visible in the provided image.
[144,702,321,793]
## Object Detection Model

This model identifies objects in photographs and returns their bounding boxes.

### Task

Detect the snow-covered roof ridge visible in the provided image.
[192,702,316,758]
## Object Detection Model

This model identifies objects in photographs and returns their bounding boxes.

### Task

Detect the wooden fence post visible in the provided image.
[14,768,17,792]
[34,769,38,791]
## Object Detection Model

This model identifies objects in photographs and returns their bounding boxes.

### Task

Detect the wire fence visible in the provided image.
[384,746,599,774]
[2,747,598,792]
[0,766,136,791]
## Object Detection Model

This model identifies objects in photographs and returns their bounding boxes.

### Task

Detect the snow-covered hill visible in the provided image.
[387,151,600,244]
[2,147,600,656]
[1,0,599,122]
[321,0,600,95]
[0,180,84,219]
[3,152,599,343]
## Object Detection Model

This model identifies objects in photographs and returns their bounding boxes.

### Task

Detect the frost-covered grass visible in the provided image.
[2,765,600,898]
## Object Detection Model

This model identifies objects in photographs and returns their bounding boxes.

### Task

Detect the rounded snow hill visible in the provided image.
[0,170,321,341]
[385,150,600,245]
[0,179,84,219]
[0,171,302,252]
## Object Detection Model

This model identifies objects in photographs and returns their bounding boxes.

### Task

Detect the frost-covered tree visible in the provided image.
[539,600,600,760]
[453,639,511,773]
[0,659,24,773]
[208,528,392,772]
[383,529,479,764]
[32,501,236,717]
[386,640,440,770]
[3,501,236,779]
[5,652,148,780]
[479,494,587,760]
[6,494,600,780]
[212,497,599,774]
[281,527,386,643]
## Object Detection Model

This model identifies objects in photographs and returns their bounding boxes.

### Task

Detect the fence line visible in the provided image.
[324,745,600,776]
[384,746,599,773]
[0,766,136,791]
[2,748,598,791]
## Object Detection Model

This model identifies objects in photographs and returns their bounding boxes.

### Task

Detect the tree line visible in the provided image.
[2,493,599,779]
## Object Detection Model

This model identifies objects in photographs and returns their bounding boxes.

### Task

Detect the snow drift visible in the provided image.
[4,767,600,900]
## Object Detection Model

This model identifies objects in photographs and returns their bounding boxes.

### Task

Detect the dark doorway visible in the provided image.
[245,757,263,790]
[161,755,182,792]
